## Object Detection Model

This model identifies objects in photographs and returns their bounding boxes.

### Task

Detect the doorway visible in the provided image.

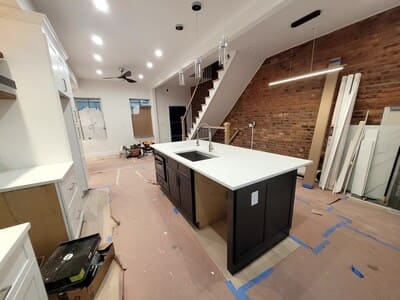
[169,106,186,142]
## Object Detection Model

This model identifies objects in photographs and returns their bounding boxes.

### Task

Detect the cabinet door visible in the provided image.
[265,171,296,240]
[167,167,180,208]
[179,174,193,222]
[13,262,48,300]
[234,182,267,260]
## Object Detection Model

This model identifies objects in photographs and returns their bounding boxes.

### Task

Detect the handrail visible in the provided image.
[229,129,240,144]
[182,77,201,120]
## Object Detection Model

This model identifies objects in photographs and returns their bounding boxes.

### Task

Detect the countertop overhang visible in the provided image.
[0,161,73,193]
[152,140,312,190]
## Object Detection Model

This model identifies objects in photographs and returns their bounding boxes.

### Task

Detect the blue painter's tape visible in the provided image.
[325,206,334,212]
[295,196,310,206]
[345,225,400,252]
[106,236,113,242]
[337,215,352,223]
[226,267,275,300]
[240,267,274,291]
[173,207,180,214]
[312,240,330,254]
[289,235,311,250]
[323,216,352,238]
[302,183,314,189]
[351,265,364,278]
[225,281,250,300]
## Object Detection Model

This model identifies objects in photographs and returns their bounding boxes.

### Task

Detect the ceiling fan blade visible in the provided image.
[103,76,119,79]
[125,78,137,83]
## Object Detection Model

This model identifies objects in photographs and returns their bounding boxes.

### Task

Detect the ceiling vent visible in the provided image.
[291,10,321,28]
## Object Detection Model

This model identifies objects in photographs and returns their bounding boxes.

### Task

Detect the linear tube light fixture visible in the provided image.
[269,66,344,86]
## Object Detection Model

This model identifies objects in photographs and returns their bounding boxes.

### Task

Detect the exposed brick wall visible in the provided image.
[224,7,400,159]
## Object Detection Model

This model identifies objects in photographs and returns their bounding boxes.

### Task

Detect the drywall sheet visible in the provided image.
[365,125,400,200]
[387,151,400,209]
[381,106,400,125]
[351,129,379,196]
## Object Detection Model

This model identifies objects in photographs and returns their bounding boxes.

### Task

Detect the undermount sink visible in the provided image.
[176,150,216,162]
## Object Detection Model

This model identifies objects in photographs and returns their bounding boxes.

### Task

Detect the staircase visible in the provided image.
[183,50,262,140]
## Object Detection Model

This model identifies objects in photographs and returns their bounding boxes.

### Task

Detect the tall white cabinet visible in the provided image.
[43,17,89,194]
[0,4,88,259]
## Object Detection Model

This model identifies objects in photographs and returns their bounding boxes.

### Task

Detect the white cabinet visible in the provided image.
[47,42,70,97]
[0,223,48,300]
[57,166,84,239]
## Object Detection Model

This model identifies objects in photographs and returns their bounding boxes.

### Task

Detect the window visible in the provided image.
[129,98,153,138]
[74,98,107,140]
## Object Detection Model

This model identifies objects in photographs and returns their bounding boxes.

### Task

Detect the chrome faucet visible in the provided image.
[196,123,214,152]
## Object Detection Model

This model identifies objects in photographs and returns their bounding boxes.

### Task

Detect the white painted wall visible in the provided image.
[0,13,72,171]
[154,84,190,143]
[74,79,154,158]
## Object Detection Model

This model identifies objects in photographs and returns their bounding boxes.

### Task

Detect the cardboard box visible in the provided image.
[49,243,115,300]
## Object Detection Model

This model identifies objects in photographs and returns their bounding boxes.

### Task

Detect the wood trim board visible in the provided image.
[303,60,340,188]
[319,73,362,190]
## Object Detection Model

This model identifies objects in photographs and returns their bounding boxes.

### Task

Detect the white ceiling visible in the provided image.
[30,0,399,88]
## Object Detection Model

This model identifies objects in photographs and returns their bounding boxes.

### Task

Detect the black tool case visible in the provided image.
[40,234,101,294]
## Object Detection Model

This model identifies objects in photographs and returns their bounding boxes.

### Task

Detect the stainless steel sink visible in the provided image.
[176,151,215,162]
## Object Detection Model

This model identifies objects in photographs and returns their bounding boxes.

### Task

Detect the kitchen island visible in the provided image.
[152,140,311,274]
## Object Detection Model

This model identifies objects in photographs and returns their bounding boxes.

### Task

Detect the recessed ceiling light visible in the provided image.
[91,34,103,46]
[96,69,103,75]
[147,62,153,69]
[155,49,163,57]
[93,53,102,62]
[138,74,144,79]
[92,0,109,13]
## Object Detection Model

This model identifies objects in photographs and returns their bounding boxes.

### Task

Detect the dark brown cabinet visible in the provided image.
[155,153,195,225]
[227,170,297,274]
[155,151,297,275]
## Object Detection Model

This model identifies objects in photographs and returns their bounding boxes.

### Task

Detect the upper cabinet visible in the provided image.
[42,17,73,98]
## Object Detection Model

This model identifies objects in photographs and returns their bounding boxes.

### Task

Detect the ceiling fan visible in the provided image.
[103,67,137,83]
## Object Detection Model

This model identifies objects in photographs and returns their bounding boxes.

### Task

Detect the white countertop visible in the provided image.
[0,223,31,270]
[0,161,73,193]
[152,140,312,190]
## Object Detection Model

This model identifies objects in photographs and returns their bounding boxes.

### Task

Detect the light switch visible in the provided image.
[251,191,259,206]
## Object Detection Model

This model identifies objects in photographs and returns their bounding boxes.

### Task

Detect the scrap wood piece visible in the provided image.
[110,205,121,226]
[311,209,324,216]
[327,197,342,205]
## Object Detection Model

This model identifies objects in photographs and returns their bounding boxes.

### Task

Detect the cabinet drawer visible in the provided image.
[61,167,78,206]
[178,163,191,177]
[0,237,31,299]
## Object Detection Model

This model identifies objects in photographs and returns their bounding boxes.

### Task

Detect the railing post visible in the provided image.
[181,116,186,141]
[224,122,231,144]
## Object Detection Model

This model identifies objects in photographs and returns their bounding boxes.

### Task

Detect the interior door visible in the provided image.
[169,106,186,142]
